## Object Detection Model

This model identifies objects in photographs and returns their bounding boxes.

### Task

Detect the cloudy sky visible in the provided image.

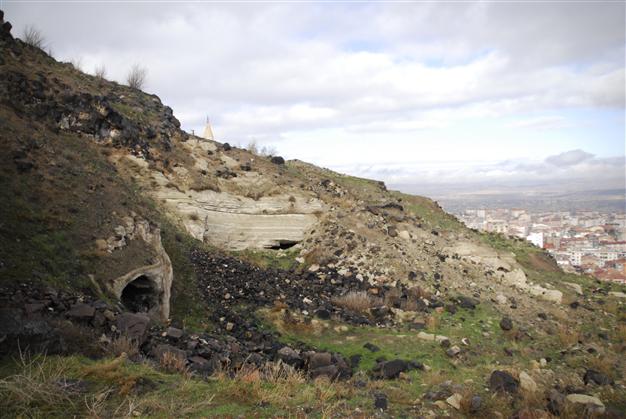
[4,1,625,194]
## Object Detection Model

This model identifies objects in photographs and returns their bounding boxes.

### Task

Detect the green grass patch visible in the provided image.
[260,302,514,381]
[234,248,300,271]
[392,192,465,233]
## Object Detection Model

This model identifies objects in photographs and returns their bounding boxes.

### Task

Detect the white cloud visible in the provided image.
[546,150,595,167]
[507,116,569,130]
[4,2,625,193]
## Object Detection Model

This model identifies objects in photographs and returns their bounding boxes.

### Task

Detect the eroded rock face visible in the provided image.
[101,215,172,321]
[153,176,323,251]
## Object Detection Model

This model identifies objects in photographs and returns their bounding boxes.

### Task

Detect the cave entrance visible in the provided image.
[121,275,158,313]
[266,240,299,250]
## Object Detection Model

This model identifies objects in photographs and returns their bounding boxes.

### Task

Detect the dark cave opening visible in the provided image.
[266,240,299,250]
[121,275,158,313]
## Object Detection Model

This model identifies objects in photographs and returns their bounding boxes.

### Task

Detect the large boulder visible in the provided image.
[116,312,150,344]
[489,370,519,394]
[499,316,513,331]
[277,346,303,368]
[308,352,332,370]
[67,303,95,320]
[519,371,537,393]
[583,369,613,386]
[565,394,605,414]
[373,359,409,379]
[457,296,479,309]
[0,308,64,355]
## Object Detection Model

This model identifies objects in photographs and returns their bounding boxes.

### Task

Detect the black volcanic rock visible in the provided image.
[489,370,519,394]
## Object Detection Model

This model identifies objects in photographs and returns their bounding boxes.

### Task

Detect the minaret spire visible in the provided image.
[202,115,214,141]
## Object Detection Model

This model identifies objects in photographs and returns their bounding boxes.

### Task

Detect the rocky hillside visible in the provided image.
[1,11,625,418]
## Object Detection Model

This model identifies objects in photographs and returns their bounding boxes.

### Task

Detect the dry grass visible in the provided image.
[616,324,626,344]
[303,246,326,265]
[271,299,289,312]
[332,291,378,314]
[403,298,419,311]
[280,310,315,334]
[209,360,310,409]
[227,180,279,201]
[159,352,190,377]
[0,352,74,417]
[189,173,220,192]
[383,287,402,307]
[82,354,138,396]
[421,369,447,387]
[557,325,579,348]
[407,285,431,300]
[23,25,46,49]
[425,315,439,331]
[587,353,618,376]
[105,336,139,358]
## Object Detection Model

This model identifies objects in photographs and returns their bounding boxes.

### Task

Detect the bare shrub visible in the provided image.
[246,140,277,157]
[23,25,46,49]
[70,58,83,71]
[94,64,107,79]
[260,145,277,156]
[332,291,379,314]
[246,140,259,155]
[126,64,147,90]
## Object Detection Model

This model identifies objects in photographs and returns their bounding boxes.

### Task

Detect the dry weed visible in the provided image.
[106,336,139,358]
[425,315,439,331]
[616,324,626,344]
[587,353,617,376]
[82,354,138,396]
[421,369,446,387]
[332,291,377,314]
[189,173,220,192]
[0,351,74,416]
[557,325,579,348]
[407,285,431,300]
[84,388,114,418]
[159,352,190,377]
[384,287,402,308]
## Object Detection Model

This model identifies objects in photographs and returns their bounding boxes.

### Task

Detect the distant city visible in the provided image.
[451,207,626,284]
